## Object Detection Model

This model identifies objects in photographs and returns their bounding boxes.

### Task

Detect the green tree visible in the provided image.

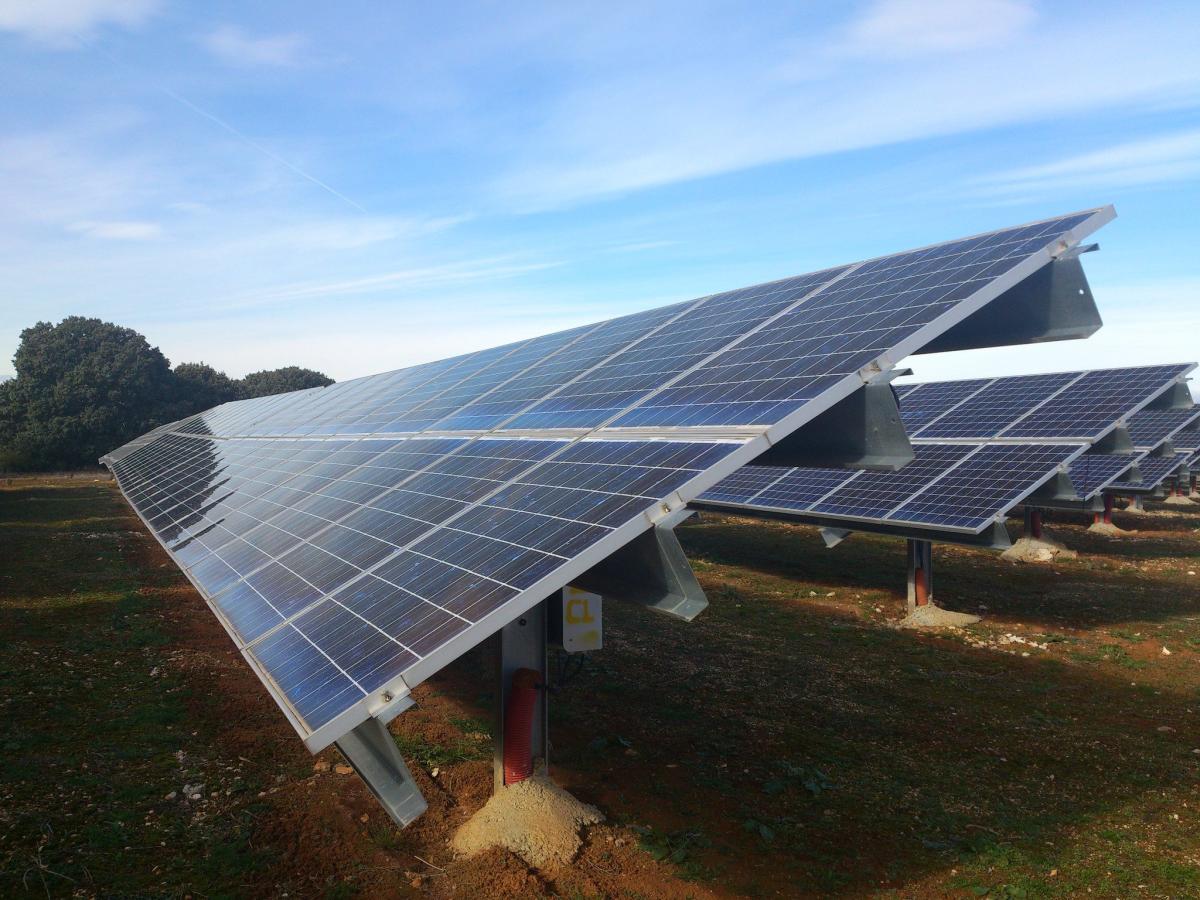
[237,366,334,399]
[173,361,238,414]
[0,317,179,470]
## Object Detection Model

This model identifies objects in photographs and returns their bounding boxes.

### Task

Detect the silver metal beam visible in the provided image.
[750,381,914,471]
[918,255,1102,353]
[494,601,548,791]
[574,524,708,621]
[335,717,428,827]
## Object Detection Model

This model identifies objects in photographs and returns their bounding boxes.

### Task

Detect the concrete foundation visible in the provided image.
[1088,520,1136,536]
[450,774,604,868]
[1001,534,1078,563]
[899,604,981,629]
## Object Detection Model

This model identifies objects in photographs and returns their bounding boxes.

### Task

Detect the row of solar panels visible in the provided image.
[699,364,1199,539]
[104,207,1116,754]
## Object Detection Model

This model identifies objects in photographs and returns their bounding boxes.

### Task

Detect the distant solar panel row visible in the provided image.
[900,364,1192,442]
[1069,452,1142,497]
[698,441,1086,532]
[1126,408,1200,449]
[702,363,1193,531]
[105,208,1112,748]
[1115,453,1190,492]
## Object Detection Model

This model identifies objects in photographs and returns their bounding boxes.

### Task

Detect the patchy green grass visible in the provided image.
[0,480,272,897]
[5,479,1200,898]
[541,507,1200,897]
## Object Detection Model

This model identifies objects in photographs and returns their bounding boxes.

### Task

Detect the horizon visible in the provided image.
[2,1,1199,398]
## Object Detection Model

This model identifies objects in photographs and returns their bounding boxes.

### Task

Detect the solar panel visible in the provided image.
[1126,408,1200,448]
[1116,452,1190,492]
[702,363,1192,535]
[890,444,1085,529]
[906,365,1194,442]
[700,442,1083,533]
[1007,366,1195,439]
[105,208,1112,750]
[1067,453,1141,498]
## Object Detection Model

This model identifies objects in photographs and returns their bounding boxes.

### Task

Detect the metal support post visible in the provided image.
[1025,507,1044,540]
[1126,494,1144,512]
[494,600,548,792]
[335,717,428,827]
[906,538,933,613]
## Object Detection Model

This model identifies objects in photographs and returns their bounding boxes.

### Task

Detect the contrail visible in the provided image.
[81,35,369,214]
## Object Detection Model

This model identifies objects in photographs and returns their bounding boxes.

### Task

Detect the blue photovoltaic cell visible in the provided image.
[1068,453,1140,498]
[896,379,991,432]
[752,467,857,510]
[615,214,1096,428]
[103,208,1109,743]
[1006,366,1193,439]
[810,444,976,519]
[1117,453,1188,490]
[916,372,1078,439]
[889,444,1081,530]
[109,432,740,732]
[1125,408,1200,448]
[905,365,1192,442]
[696,466,789,506]
[700,442,1082,532]
[1171,421,1200,453]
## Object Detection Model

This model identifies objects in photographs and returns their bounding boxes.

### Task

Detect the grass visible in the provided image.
[0,480,273,897]
[3,479,1200,898]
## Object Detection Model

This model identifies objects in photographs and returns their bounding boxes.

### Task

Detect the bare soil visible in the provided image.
[2,477,1199,898]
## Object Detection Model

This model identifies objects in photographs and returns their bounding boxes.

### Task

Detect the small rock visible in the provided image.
[430,767,439,778]
[164,791,177,801]
[1157,725,1175,733]
[334,764,354,775]
[1162,646,1172,656]
[313,760,331,773]
[359,813,369,823]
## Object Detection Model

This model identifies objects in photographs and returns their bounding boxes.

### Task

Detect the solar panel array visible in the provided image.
[1126,408,1200,449]
[698,442,1086,532]
[1108,406,1200,494]
[105,208,1112,750]
[901,365,1192,442]
[700,363,1193,534]
[1119,453,1190,491]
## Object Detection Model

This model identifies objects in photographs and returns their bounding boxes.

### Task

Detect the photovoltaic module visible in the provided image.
[104,208,1112,752]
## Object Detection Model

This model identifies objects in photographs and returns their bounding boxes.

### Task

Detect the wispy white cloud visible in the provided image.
[971,129,1200,196]
[490,8,1200,210]
[201,25,309,68]
[219,257,563,310]
[843,0,1036,58]
[67,219,162,240]
[0,0,158,42]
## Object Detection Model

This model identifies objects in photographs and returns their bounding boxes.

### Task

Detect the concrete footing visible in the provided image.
[450,774,604,868]
[900,603,981,629]
[1164,494,1196,506]
[1088,520,1136,536]
[1001,534,1078,563]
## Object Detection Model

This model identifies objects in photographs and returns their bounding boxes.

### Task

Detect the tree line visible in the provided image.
[0,316,333,471]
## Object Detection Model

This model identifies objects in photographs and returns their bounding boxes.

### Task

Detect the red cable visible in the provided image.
[503,668,542,784]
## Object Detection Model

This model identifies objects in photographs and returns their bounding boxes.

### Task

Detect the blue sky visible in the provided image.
[2,0,1199,393]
